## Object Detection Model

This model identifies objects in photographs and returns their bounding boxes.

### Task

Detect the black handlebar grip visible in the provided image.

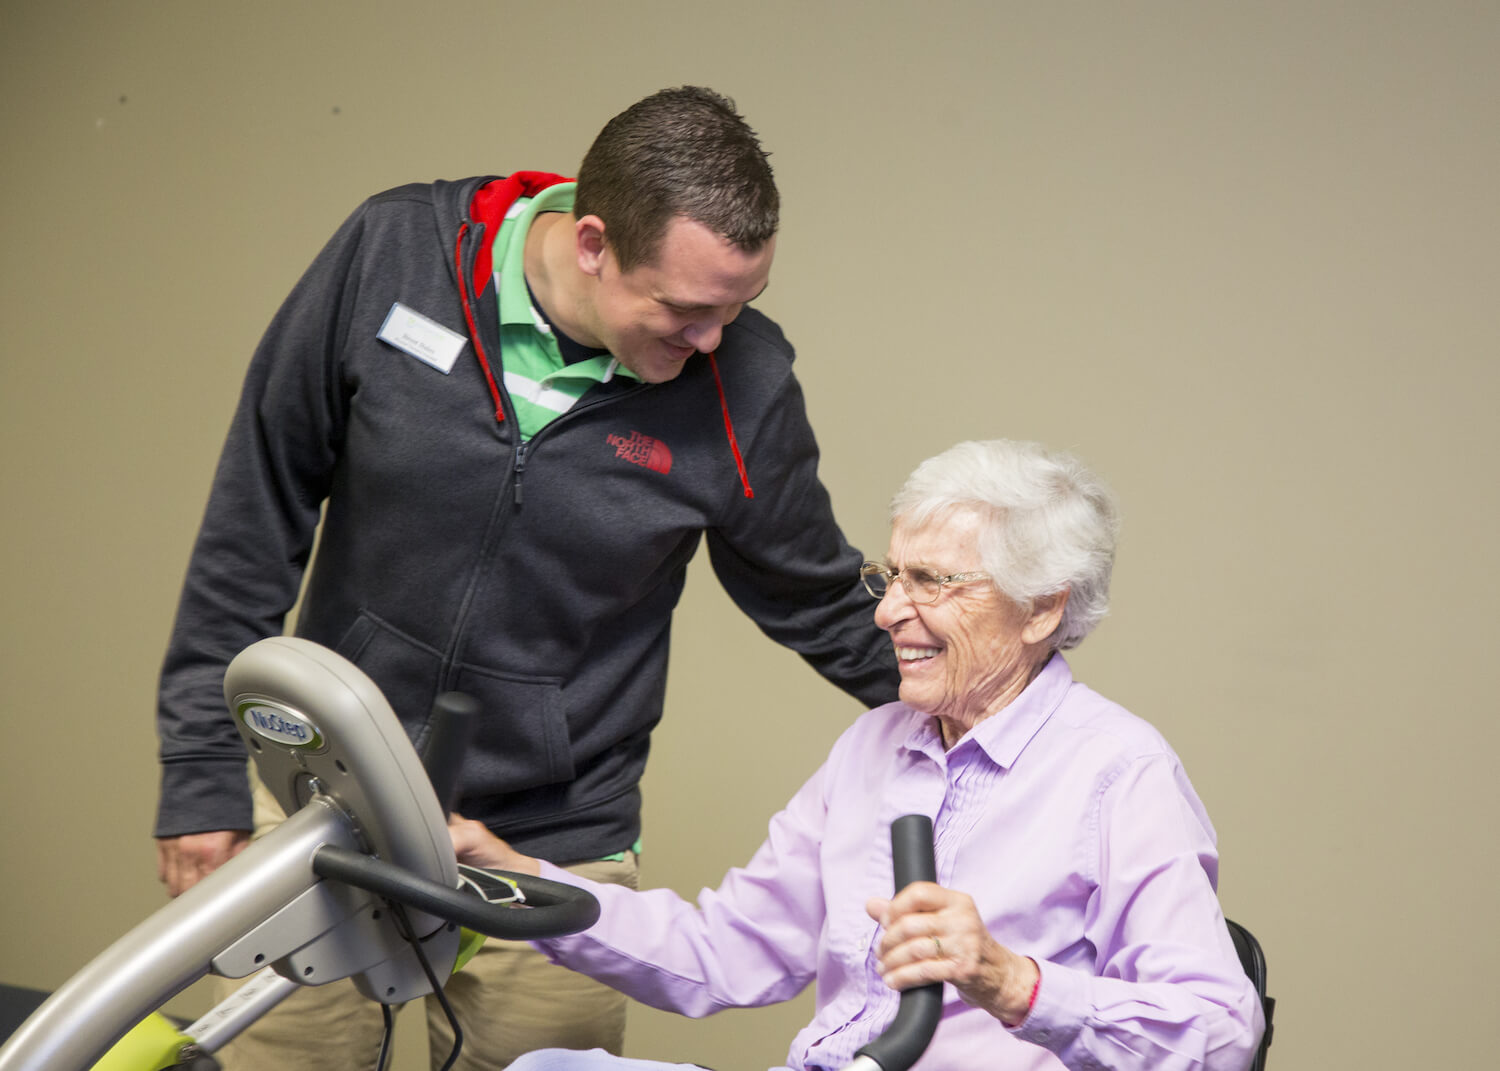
[890,813,937,889]
[852,814,942,1071]
[313,845,601,940]
[419,692,480,818]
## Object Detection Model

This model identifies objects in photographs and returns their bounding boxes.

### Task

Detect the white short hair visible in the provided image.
[890,440,1120,650]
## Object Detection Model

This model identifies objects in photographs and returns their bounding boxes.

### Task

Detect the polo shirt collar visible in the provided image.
[496,182,578,328]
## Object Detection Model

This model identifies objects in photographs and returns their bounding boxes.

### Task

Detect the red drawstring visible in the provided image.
[455,221,506,423]
[709,352,753,499]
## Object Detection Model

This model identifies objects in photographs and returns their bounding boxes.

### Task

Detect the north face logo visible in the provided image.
[607,431,673,475]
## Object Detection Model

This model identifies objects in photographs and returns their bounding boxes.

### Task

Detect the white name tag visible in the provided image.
[377,303,467,374]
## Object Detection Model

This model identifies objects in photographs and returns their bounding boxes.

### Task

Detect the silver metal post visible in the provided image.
[179,967,299,1055]
[0,801,354,1071]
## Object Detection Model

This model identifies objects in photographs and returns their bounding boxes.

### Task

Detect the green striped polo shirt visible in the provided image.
[493,182,640,440]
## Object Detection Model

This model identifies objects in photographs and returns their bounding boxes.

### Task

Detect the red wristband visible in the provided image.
[1003,961,1041,1028]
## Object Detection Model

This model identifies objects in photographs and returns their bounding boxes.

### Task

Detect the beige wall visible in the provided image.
[3,2,1497,1068]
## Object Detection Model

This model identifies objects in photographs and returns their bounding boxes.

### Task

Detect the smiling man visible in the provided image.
[153,87,897,1071]
[526,192,775,385]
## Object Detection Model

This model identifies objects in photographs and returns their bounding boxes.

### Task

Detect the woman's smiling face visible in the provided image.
[873,508,1060,746]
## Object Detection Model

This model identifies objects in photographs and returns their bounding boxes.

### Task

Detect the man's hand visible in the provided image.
[448,813,541,876]
[866,881,1041,1027]
[156,830,251,897]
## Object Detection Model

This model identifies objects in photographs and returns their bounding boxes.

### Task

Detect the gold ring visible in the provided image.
[932,936,944,958]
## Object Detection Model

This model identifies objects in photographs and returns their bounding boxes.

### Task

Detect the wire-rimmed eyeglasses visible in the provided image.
[859,562,990,604]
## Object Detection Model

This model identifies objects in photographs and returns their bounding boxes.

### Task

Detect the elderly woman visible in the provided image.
[451,439,1264,1071]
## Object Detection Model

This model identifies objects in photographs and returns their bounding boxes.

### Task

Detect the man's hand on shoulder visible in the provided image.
[156,830,251,897]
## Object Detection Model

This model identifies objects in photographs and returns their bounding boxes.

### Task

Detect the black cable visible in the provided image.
[386,899,464,1071]
[375,1000,395,1071]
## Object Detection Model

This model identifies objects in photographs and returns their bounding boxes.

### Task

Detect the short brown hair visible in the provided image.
[574,86,779,270]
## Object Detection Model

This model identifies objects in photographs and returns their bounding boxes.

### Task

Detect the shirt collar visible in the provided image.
[496,182,577,327]
[902,653,1075,770]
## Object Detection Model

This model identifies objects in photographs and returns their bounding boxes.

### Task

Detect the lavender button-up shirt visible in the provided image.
[531,654,1263,1071]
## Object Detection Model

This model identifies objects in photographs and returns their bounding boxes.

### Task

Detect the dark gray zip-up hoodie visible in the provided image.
[156,176,898,862]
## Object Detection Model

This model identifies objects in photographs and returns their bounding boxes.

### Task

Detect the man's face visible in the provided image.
[583,216,775,383]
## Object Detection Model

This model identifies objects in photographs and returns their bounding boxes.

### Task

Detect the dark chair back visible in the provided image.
[1225,918,1275,1071]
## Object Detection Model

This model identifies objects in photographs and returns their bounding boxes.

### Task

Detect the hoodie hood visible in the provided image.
[442,173,571,427]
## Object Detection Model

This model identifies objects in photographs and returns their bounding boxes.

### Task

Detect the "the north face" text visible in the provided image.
[607,431,673,475]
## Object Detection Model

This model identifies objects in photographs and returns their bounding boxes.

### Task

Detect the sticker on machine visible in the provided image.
[238,702,324,749]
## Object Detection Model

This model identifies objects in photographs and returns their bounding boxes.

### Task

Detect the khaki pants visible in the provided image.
[212,777,637,1071]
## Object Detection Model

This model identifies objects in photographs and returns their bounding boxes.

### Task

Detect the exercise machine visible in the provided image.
[0,637,597,1071]
[0,638,939,1071]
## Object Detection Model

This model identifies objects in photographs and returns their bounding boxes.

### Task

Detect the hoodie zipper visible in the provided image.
[508,378,656,506]
[455,214,528,507]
